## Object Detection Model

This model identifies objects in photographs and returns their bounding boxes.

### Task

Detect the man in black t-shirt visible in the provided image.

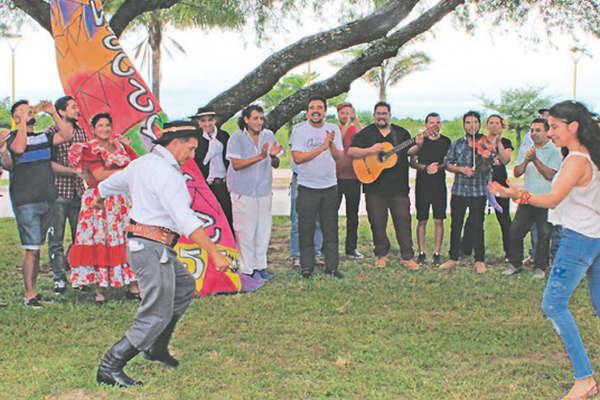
[349,101,423,270]
[410,113,451,266]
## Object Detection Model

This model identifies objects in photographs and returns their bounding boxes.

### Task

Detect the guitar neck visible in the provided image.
[383,138,417,157]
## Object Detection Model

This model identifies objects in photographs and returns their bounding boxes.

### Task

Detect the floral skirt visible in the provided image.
[68,187,135,288]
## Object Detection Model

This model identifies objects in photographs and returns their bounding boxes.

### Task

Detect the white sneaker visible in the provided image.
[502,266,519,276]
[54,280,67,294]
[533,268,546,279]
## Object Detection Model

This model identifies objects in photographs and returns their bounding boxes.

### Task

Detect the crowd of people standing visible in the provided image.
[1,95,599,398]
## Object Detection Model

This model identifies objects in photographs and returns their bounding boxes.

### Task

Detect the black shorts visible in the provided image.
[415,183,447,221]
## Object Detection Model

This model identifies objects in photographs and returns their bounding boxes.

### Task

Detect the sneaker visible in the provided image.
[533,268,546,279]
[416,252,426,265]
[24,297,43,309]
[432,253,442,266]
[439,259,458,270]
[301,271,312,279]
[374,257,387,269]
[475,261,487,274]
[325,270,344,279]
[54,280,67,294]
[401,259,420,271]
[0,301,7,308]
[346,250,364,259]
[502,266,520,276]
[290,257,301,268]
[255,270,274,280]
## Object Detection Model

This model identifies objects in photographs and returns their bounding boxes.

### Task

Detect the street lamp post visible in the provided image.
[2,32,22,104]
[569,46,585,101]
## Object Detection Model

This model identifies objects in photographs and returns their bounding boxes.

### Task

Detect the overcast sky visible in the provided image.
[0,9,598,120]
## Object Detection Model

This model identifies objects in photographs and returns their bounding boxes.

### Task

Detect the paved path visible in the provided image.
[0,169,516,218]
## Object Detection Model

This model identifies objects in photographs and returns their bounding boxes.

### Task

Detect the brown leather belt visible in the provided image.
[125,221,180,248]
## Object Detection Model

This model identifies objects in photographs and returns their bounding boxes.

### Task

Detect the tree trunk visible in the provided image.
[265,0,464,132]
[379,66,386,102]
[148,12,163,101]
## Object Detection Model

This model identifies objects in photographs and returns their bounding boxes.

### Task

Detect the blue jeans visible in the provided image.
[48,197,81,282]
[13,201,53,250]
[541,228,600,379]
[290,173,322,258]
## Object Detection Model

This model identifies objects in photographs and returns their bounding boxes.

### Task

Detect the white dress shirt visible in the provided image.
[202,129,227,183]
[98,145,203,237]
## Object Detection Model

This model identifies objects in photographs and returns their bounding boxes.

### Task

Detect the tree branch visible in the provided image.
[13,0,50,32]
[265,0,465,132]
[109,0,182,37]
[208,0,421,123]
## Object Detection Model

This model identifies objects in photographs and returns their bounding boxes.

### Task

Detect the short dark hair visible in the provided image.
[373,101,391,114]
[463,110,481,124]
[425,112,440,123]
[90,113,112,128]
[54,96,74,117]
[306,95,327,111]
[237,104,264,130]
[487,114,505,128]
[11,99,29,116]
[531,117,549,131]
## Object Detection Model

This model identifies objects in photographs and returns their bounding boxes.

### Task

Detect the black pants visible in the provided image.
[449,195,486,262]
[209,181,233,232]
[336,179,361,254]
[462,196,511,259]
[365,193,414,260]
[509,204,551,270]
[297,185,339,274]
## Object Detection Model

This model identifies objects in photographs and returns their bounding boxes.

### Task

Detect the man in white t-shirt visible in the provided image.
[290,96,344,278]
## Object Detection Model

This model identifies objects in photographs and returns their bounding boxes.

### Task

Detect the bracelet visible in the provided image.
[515,189,532,205]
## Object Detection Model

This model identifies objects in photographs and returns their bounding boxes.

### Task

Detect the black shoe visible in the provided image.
[24,297,43,309]
[143,318,179,368]
[54,280,67,294]
[0,301,7,308]
[301,271,312,279]
[325,270,344,279]
[417,252,426,264]
[97,337,143,387]
[432,253,442,266]
[125,291,142,301]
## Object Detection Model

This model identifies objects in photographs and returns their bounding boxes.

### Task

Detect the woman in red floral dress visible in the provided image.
[67,113,140,304]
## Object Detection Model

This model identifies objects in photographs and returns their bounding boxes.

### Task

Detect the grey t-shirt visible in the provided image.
[226,128,279,197]
[290,121,343,189]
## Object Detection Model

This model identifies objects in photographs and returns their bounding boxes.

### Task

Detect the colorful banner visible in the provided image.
[50,0,262,296]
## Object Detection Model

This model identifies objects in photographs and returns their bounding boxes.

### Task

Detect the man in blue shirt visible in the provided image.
[439,111,490,273]
[503,118,562,278]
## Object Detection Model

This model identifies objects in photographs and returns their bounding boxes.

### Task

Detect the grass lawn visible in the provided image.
[1,215,598,400]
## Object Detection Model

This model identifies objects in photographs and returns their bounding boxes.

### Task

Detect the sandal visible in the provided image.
[563,384,598,400]
[125,291,141,301]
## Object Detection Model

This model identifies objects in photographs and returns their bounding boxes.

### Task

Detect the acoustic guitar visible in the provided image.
[352,138,416,184]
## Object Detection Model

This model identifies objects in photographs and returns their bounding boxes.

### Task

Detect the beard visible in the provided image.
[375,120,389,128]
[66,116,79,125]
[26,118,36,126]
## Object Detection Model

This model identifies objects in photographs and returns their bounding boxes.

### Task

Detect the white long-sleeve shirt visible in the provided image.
[98,145,202,237]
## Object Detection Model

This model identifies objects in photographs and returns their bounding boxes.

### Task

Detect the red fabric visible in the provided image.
[336,124,359,179]
[68,242,128,268]
[198,263,238,297]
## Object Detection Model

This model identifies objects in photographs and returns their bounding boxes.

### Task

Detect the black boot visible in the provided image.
[96,337,143,387]
[143,318,180,368]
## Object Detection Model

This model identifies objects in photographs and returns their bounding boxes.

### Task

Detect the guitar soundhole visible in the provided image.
[378,151,386,162]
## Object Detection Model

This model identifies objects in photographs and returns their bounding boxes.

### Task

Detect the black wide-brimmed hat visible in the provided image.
[152,120,199,145]
[190,106,217,120]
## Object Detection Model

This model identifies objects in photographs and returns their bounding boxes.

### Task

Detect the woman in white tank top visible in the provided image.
[490,101,600,400]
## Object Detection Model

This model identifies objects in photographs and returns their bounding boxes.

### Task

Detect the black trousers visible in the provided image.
[509,204,551,270]
[209,181,233,232]
[336,179,361,254]
[365,193,414,260]
[449,195,486,262]
[462,196,511,259]
[297,185,339,274]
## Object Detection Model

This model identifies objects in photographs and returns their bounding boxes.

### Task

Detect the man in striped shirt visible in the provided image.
[8,99,74,308]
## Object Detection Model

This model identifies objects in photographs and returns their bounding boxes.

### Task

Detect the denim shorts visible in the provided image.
[13,201,52,250]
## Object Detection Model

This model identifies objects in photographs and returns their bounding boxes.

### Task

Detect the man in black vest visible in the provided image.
[190,107,233,230]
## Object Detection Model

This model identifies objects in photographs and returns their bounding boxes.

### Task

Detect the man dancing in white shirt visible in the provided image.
[95,121,232,387]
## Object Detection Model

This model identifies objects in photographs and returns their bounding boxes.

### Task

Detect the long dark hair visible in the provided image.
[548,101,600,169]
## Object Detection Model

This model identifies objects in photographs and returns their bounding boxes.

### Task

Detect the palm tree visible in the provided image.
[331,45,431,102]
[107,0,246,100]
